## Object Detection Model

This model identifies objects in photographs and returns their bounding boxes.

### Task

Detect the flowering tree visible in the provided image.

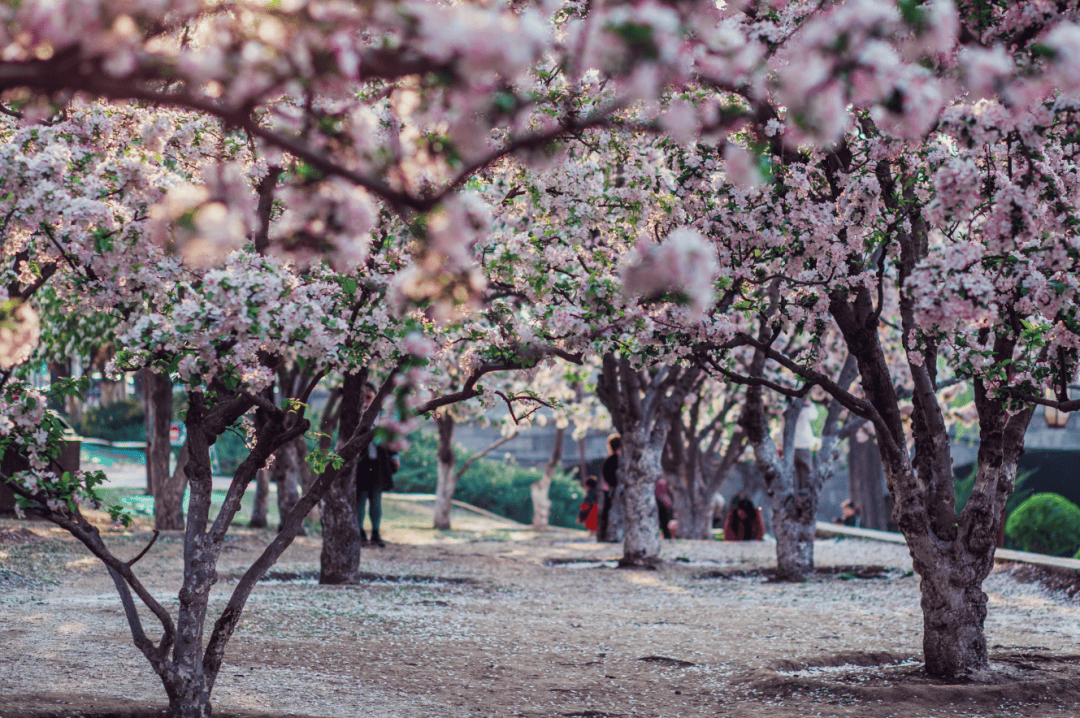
[0,100,571,718]
[5,0,1080,703]
[652,2,1080,674]
[725,332,864,578]
[594,355,700,565]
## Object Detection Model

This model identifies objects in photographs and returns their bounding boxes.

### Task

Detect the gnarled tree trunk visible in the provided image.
[904,394,1031,676]
[822,221,1035,676]
[618,430,663,567]
[596,355,699,568]
[742,387,815,580]
[146,371,182,530]
[249,468,270,528]
[434,415,519,530]
[433,414,456,530]
[319,373,364,584]
[739,332,859,581]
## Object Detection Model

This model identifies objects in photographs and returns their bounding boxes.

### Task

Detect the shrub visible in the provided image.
[1005,493,1080,557]
[395,431,584,529]
[76,399,145,442]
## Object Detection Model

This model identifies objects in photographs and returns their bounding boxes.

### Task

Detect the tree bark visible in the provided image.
[739,323,859,581]
[249,468,270,528]
[147,371,182,531]
[910,394,1031,676]
[604,485,626,543]
[531,426,564,530]
[433,414,456,530]
[434,417,518,530]
[917,551,992,676]
[823,232,1034,676]
[595,356,698,566]
[771,489,818,579]
[618,431,662,567]
[166,396,226,718]
[319,373,364,584]
[165,682,212,718]
[742,389,817,580]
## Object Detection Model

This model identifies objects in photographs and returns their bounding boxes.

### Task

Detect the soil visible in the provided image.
[1,499,1079,718]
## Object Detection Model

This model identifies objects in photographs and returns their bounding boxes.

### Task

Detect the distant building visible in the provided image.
[449,421,610,479]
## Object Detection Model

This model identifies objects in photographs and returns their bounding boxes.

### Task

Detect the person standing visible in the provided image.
[793,402,818,493]
[597,433,621,542]
[355,382,398,548]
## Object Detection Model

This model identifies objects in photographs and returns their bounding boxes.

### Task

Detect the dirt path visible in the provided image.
[2,502,1079,718]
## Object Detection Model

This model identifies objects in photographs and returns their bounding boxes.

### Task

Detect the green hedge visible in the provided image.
[394,432,584,529]
[76,399,145,442]
[1006,493,1080,557]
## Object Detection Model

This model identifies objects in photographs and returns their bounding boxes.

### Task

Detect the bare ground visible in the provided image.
[1,498,1079,718]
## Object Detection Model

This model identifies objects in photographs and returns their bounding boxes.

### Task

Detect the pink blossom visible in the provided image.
[723,144,762,191]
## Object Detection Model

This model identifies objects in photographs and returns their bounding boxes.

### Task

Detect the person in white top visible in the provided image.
[793,402,818,492]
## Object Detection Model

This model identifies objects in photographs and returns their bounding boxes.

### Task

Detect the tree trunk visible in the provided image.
[771,490,817,579]
[605,485,626,542]
[433,414,456,530]
[849,434,888,530]
[594,357,697,563]
[917,553,991,676]
[909,405,1028,676]
[64,356,84,425]
[531,426,564,530]
[618,431,663,568]
[670,481,711,539]
[249,468,270,528]
[147,372,182,531]
[319,373,364,584]
[165,681,213,718]
[270,438,304,536]
[171,405,221,718]
[740,335,859,581]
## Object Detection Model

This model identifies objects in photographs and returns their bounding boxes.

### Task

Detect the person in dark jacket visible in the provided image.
[597,433,621,542]
[356,382,398,547]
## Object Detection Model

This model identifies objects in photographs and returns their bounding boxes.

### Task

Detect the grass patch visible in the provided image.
[95,486,283,528]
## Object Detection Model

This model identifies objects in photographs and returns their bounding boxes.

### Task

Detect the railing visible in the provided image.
[815,521,1080,571]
